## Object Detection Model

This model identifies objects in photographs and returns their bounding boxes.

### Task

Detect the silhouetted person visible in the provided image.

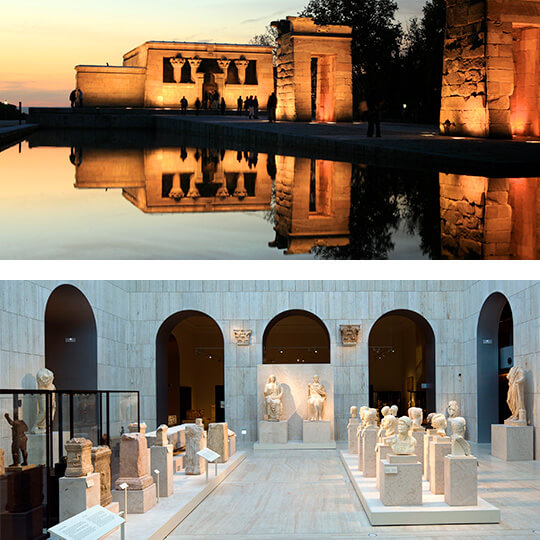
[254,96,259,119]
[69,90,77,108]
[237,96,243,115]
[221,97,226,115]
[367,99,382,138]
[267,92,277,122]
[180,96,188,114]
[195,98,201,115]
[244,96,250,116]
[248,96,255,119]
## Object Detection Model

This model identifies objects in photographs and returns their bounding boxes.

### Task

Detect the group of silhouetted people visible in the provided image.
[69,89,84,108]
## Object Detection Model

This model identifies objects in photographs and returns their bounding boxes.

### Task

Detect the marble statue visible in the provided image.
[380,414,398,441]
[31,367,56,433]
[390,416,417,455]
[350,406,358,418]
[408,407,423,430]
[449,417,471,456]
[362,408,378,433]
[359,406,369,427]
[426,412,437,428]
[447,400,460,419]
[5,413,28,467]
[432,413,447,437]
[505,366,527,425]
[380,406,390,418]
[307,375,327,421]
[389,405,398,417]
[264,375,283,422]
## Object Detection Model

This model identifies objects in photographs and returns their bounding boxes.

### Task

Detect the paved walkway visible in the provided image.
[0,122,38,150]
[167,444,540,539]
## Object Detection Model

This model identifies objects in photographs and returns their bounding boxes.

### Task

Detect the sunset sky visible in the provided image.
[0,0,422,107]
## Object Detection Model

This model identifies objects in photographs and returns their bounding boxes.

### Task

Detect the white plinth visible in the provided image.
[303,420,331,444]
[348,418,360,454]
[173,454,184,473]
[380,455,422,506]
[228,434,237,456]
[112,483,156,514]
[424,429,437,481]
[444,455,478,506]
[429,437,452,495]
[357,429,363,470]
[491,424,534,461]
[376,443,391,490]
[258,420,288,445]
[411,429,425,465]
[59,472,101,522]
[362,428,378,477]
[151,445,174,497]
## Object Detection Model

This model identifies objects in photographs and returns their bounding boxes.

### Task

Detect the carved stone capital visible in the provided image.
[233,329,252,346]
[188,57,202,70]
[217,58,231,72]
[170,57,186,83]
[339,324,361,346]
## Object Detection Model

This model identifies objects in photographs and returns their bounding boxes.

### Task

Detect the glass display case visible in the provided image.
[0,389,139,538]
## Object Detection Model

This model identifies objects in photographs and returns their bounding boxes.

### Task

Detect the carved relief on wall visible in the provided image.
[339,324,361,346]
[233,329,252,346]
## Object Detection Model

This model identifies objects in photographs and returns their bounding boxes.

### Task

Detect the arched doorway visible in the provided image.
[477,293,513,443]
[44,284,97,390]
[156,311,224,427]
[368,310,436,416]
[203,73,218,101]
[263,310,330,364]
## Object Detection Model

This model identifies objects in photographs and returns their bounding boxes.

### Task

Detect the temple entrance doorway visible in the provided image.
[156,311,224,427]
[368,310,436,417]
[312,56,336,122]
[477,293,513,443]
[203,73,219,106]
[44,284,97,391]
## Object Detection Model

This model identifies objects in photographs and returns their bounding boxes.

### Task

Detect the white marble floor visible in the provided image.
[167,443,540,539]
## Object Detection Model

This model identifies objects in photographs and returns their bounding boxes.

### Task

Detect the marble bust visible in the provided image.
[380,405,390,418]
[505,366,527,425]
[447,400,460,419]
[264,375,283,422]
[32,368,56,434]
[432,413,447,437]
[350,406,358,418]
[307,375,327,421]
[389,405,398,417]
[380,414,398,442]
[390,416,417,455]
[362,408,378,434]
[408,407,423,430]
[426,412,437,428]
[449,417,471,456]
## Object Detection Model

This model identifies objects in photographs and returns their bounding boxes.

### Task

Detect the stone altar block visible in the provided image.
[303,420,331,444]
[424,429,437,481]
[380,455,422,506]
[184,424,207,475]
[376,443,392,490]
[491,424,534,461]
[208,423,229,463]
[429,437,452,494]
[259,420,288,445]
[444,455,478,506]
[348,417,360,454]
[173,454,183,473]
[362,428,378,477]
[411,428,425,465]
[59,472,101,522]
[151,445,173,497]
[91,445,112,507]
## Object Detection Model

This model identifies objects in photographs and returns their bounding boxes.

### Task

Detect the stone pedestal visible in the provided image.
[357,428,363,470]
[259,420,288,445]
[173,454,183,473]
[112,483,156,514]
[376,443,392,490]
[429,437,452,494]
[65,438,93,478]
[151,445,173,497]
[303,420,331,443]
[411,428,425,465]
[184,424,207,475]
[348,417,360,454]
[208,423,229,463]
[380,455,422,506]
[424,429,437,481]
[362,428,378,477]
[59,472,100,522]
[91,445,112,507]
[229,432,237,456]
[444,455,478,506]
[491,424,534,461]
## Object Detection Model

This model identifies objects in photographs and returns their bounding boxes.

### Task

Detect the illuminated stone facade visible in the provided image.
[440,0,540,138]
[272,17,353,122]
[76,42,274,109]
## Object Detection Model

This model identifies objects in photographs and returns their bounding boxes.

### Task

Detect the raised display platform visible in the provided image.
[254,440,337,451]
[340,452,500,526]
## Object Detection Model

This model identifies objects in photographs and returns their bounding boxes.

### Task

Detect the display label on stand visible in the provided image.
[48,505,124,540]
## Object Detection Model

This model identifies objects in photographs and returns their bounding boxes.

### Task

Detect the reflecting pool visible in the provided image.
[0,130,537,259]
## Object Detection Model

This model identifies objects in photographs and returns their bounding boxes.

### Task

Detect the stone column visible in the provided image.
[208,423,229,463]
[235,59,249,85]
[150,425,173,497]
[91,445,112,507]
[347,417,360,454]
[189,58,203,99]
[234,174,248,199]
[170,58,186,83]
[169,173,184,200]
[184,423,207,475]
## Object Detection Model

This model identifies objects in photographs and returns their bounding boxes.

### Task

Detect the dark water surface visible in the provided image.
[0,130,537,259]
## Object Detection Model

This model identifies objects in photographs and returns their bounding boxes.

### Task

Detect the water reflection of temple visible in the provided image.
[440,174,540,259]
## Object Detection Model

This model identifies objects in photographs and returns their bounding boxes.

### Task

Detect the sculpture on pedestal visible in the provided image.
[389,405,398,417]
[264,375,283,422]
[378,414,397,441]
[432,413,447,437]
[31,368,56,434]
[359,406,369,426]
[362,408,378,434]
[4,413,28,467]
[307,374,327,421]
[408,407,424,430]
[349,406,358,418]
[390,416,417,455]
[449,417,471,456]
[447,400,460,419]
[505,366,527,425]
[65,438,93,477]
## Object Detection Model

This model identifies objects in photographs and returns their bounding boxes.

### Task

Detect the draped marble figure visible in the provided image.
[505,366,526,424]
[32,368,56,434]
[264,375,283,422]
[307,375,327,421]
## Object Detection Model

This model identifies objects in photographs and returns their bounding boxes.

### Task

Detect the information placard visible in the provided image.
[48,505,124,540]
[197,447,220,463]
